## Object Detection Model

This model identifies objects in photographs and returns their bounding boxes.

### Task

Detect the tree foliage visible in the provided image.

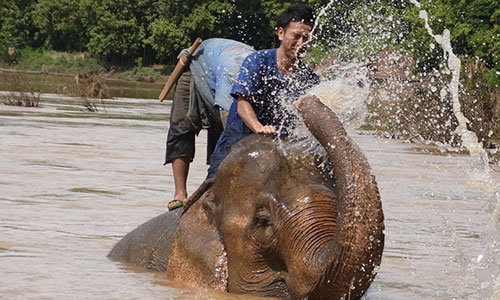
[31,0,88,51]
[401,0,500,85]
[0,0,38,50]
[147,0,236,61]
[85,0,145,63]
[0,0,498,84]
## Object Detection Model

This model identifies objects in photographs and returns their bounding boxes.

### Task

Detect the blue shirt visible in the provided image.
[181,38,255,111]
[207,48,320,178]
[228,48,320,137]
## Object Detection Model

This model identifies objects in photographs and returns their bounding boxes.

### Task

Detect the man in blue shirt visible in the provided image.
[166,39,254,210]
[207,4,320,179]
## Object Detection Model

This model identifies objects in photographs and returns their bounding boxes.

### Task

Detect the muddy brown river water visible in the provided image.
[1,92,499,299]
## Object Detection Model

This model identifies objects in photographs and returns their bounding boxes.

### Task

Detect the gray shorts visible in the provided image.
[164,71,223,165]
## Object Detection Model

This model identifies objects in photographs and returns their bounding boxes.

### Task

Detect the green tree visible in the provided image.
[0,0,39,49]
[402,0,500,85]
[147,0,235,63]
[0,2,23,48]
[147,0,331,63]
[31,0,88,51]
[86,0,145,63]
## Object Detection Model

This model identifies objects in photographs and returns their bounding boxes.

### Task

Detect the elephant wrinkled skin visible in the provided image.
[108,95,385,300]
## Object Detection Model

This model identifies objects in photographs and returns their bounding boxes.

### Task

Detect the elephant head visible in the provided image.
[162,95,384,299]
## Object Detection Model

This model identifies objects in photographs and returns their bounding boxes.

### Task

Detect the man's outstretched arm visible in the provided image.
[237,96,277,135]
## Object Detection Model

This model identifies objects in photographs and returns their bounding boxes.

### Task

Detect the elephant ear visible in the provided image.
[166,179,227,291]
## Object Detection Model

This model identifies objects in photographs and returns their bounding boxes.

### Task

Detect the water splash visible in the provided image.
[410,1,500,298]
[309,0,336,45]
[414,5,489,172]
[309,63,371,129]
[298,1,500,298]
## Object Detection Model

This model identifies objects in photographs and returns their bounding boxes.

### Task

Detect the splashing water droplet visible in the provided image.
[409,1,500,298]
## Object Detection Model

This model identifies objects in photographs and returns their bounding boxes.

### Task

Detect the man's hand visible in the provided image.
[254,124,278,135]
[237,96,278,135]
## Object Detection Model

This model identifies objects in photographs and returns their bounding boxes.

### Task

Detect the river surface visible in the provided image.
[1,92,500,299]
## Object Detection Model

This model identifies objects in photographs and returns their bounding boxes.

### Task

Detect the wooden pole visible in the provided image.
[159,38,203,102]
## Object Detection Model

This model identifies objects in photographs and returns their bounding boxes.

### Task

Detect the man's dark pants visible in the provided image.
[165,71,222,166]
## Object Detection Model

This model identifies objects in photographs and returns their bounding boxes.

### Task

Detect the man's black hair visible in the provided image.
[276,3,316,30]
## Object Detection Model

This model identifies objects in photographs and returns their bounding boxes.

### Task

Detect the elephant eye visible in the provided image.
[256,216,271,227]
[251,208,276,244]
[252,207,274,236]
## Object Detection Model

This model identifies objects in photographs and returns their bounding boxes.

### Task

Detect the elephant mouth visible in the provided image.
[268,276,291,299]
[234,273,291,299]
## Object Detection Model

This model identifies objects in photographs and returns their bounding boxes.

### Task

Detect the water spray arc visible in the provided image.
[410,1,500,298]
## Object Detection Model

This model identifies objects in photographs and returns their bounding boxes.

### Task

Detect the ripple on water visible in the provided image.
[69,188,123,195]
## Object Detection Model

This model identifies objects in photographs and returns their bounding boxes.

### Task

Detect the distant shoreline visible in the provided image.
[0,67,167,84]
[0,67,74,77]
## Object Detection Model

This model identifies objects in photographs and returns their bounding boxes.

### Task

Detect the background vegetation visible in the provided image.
[1,0,498,82]
[0,0,329,66]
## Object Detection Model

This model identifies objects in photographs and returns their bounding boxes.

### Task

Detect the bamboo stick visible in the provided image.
[159,38,203,102]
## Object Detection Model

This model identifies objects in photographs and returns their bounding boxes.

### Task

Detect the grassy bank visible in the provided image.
[1,48,168,82]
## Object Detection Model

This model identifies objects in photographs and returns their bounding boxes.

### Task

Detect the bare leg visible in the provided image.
[172,157,190,200]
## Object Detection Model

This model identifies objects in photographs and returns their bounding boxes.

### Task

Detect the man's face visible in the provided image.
[278,21,312,59]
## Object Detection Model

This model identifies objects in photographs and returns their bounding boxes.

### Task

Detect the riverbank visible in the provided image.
[0,67,83,78]
[1,48,171,83]
[0,72,165,100]
[1,49,170,100]
[0,65,167,84]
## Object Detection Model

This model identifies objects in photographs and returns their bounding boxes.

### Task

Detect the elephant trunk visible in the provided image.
[297,96,384,299]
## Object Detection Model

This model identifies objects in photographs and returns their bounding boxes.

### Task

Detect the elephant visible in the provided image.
[108,95,384,300]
